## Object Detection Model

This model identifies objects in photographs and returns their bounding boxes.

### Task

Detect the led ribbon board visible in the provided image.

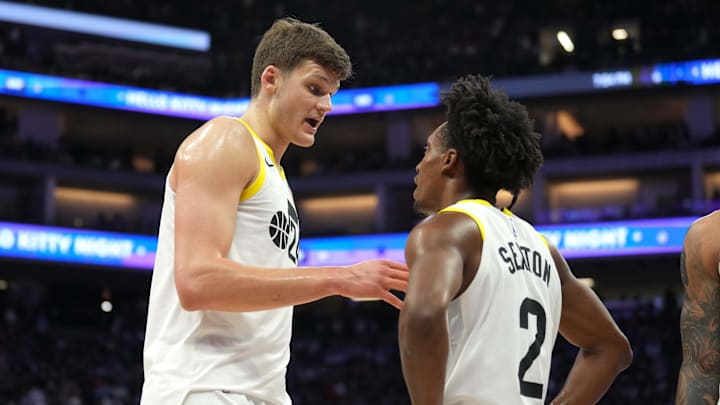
[591,58,720,89]
[0,0,210,51]
[0,68,439,119]
[537,217,695,259]
[0,222,157,269]
[2,58,719,119]
[300,217,696,264]
[0,217,695,270]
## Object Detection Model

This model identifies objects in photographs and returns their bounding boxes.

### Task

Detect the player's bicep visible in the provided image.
[173,121,257,275]
[404,221,464,311]
[174,166,240,262]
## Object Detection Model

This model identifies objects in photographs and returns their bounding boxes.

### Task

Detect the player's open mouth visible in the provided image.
[305,118,320,128]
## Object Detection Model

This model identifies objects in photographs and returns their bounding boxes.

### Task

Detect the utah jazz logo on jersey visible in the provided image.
[269,199,300,264]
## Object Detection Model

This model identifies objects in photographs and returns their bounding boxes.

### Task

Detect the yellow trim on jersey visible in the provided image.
[537,233,550,249]
[439,206,486,241]
[235,117,286,180]
[236,118,267,201]
[456,199,513,216]
[239,142,266,202]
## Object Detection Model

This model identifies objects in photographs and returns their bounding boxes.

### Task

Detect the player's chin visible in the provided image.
[411,187,420,203]
[294,134,316,148]
[411,191,423,214]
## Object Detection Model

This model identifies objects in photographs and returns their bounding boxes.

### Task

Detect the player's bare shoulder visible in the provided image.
[176,116,253,160]
[681,210,720,286]
[170,116,257,190]
[412,211,481,251]
[690,210,720,232]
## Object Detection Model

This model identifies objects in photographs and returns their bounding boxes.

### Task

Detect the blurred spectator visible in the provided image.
[0,282,683,404]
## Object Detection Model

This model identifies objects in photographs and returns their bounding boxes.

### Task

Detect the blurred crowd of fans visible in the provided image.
[1,116,718,234]
[0,282,682,404]
[0,0,717,95]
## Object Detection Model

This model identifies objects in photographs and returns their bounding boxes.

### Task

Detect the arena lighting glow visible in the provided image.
[641,58,720,86]
[0,0,210,51]
[0,217,696,270]
[612,28,629,41]
[556,31,575,53]
[100,300,113,313]
[2,58,720,118]
[591,70,633,89]
[0,69,439,119]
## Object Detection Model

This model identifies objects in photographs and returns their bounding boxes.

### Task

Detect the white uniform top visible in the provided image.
[141,119,299,405]
[439,200,562,405]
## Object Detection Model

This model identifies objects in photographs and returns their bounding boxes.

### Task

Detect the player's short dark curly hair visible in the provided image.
[440,74,543,199]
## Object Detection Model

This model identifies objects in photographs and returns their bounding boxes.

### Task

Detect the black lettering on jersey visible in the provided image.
[519,245,533,275]
[532,251,543,278]
[497,241,551,287]
[508,242,524,272]
[286,200,300,263]
[498,246,515,273]
[542,260,551,285]
[268,199,300,264]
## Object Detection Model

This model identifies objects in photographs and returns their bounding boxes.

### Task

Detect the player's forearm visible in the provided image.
[398,308,447,405]
[550,345,631,405]
[676,362,720,404]
[175,256,339,311]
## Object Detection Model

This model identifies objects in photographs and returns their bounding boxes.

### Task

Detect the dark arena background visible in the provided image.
[0,0,718,403]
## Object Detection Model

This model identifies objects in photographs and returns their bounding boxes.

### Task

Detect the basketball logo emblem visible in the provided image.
[269,211,292,249]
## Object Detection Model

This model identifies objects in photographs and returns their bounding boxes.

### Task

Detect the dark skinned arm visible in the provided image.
[398,212,478,405]
[549,244,633,405]
[677,212,720,405]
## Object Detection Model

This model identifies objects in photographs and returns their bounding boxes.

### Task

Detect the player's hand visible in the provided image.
[338,259,409,310]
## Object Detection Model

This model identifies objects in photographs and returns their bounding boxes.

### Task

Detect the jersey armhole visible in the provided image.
[536,233,550,249]
[235,118,267,202]
[239,141,266,202]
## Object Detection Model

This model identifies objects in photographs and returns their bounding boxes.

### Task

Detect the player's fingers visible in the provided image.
[387,260,408,271]
[375,259,408,271]
[386,279,408,292]
[389,269,409,281]
[381,290,404,310]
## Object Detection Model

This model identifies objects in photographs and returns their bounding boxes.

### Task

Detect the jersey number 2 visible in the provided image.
[518,297,546,399]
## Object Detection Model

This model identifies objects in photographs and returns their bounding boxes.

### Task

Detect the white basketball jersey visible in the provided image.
[141,119,299,405]
[439,200,562,405]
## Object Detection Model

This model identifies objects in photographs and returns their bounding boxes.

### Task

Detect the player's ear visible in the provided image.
[442,148,460,173]
[261,65,282,93]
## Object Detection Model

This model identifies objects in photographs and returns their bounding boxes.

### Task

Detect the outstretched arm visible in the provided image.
[549,244,633,405]
[172,117,408,312]
[677,212,720,405]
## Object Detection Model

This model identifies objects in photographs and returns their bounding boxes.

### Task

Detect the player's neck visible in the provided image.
[446,184,497,208]
[240,103,288,162]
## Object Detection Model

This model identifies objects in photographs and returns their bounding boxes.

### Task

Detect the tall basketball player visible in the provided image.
[141,18,408,405]
[677,210,720,404]
[398,75,632,405]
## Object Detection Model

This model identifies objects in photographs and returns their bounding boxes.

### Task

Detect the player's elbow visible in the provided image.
[584,331,633,373]
[614,333,633,371]
[399,302,446,345]
[174,262,206,311]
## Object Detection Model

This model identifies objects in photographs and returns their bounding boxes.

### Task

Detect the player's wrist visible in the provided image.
[315,266,345,297]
